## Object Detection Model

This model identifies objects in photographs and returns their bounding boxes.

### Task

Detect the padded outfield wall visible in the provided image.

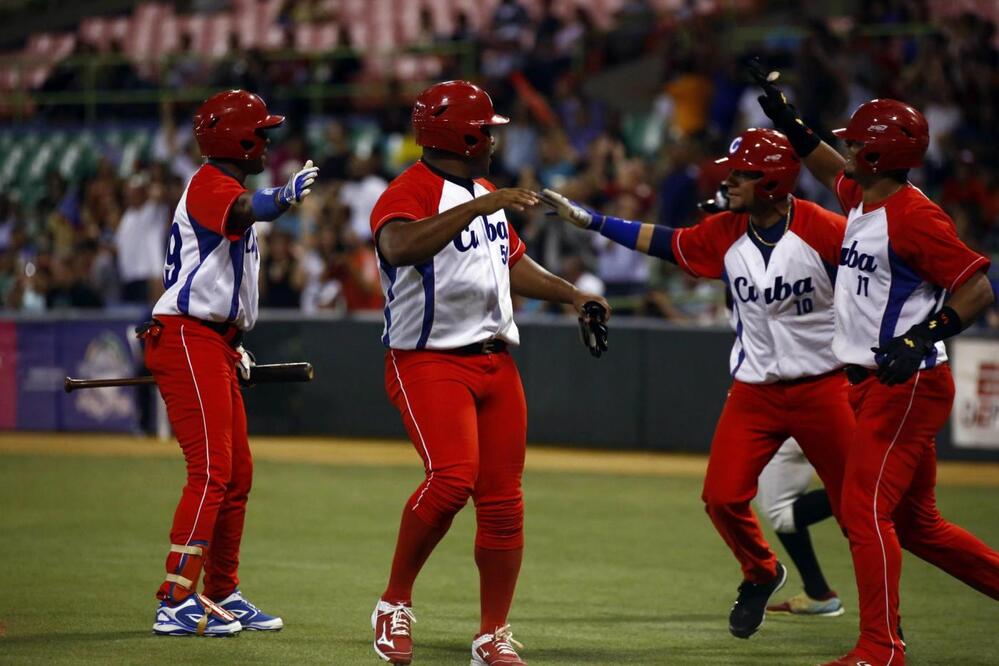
[2,311,997,461]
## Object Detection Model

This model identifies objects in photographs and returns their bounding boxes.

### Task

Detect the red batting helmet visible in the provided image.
[412,80,509,157]
[832,99,928,173]
[193,90,285,161]
[715,128,801,202]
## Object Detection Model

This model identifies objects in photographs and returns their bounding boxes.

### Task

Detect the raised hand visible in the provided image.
[278,160,320,207]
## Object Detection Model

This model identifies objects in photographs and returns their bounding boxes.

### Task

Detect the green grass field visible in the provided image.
[1,440,997,665]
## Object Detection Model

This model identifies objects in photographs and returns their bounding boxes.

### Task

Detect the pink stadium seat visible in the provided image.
[205,13,235,58]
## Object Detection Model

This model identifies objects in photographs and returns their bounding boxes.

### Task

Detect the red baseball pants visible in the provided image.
[385,348,527,550]
[382,348,527,631]
[839,365,999,665]
[145,315,252,603]
[702,372,853,584]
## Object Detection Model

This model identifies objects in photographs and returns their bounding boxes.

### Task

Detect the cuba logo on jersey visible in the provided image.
[839,240,878,272]
[733,275,814,304]
[454,217,509,260]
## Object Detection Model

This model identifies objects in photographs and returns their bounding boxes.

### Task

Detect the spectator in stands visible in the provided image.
[556,82,606,155]
[656,140,702,229]
[338,154,388,242]
[537,129,578,189]
[558,253,604,314]
[498,102,541,177]
[492,0,531,45]
[166,33,206,90]
[592,192,651,311]
[211,40,269,97]
[318,120,352,182]
[607,0,656,64]
[301,218,342,313]
[46,240,104,308]
[260,226,304,308]
[268,131,309,187]
[324,213,382,312]
[328,26,364,92]
[114,173,169,305]
[658,58,715,139]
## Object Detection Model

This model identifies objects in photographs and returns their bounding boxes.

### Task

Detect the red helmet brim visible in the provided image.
[258,114,285,129]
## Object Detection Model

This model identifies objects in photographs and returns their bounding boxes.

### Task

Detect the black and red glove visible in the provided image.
[579,301,609,358]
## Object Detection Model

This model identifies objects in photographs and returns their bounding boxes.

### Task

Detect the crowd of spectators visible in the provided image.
[1,0,997,329]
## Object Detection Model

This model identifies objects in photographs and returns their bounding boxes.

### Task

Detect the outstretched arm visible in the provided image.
[538,189,675,262]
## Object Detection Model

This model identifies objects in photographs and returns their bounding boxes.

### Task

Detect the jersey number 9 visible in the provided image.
[164,223,183,288]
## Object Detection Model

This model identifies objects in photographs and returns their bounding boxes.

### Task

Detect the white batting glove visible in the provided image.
[538,188,597,230]
[236,346,256,383]
[278,160,319,207]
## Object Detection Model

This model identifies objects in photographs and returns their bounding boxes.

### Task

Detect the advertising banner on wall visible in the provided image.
[951,337,999,450]
[0,318,141,433]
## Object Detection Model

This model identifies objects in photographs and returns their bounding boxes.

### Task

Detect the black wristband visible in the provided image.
[922,306,964,342]
[780,117,821,158]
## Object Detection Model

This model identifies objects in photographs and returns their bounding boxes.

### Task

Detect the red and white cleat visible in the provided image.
[471,624,526,665]
[371,599,416,665]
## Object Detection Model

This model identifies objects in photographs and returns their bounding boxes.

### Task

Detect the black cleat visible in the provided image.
[729,562,787,639]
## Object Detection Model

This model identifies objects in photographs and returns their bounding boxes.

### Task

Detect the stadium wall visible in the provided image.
[2,313,997,461]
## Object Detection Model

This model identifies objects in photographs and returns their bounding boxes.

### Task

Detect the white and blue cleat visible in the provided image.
[153,593,242,637]
[217,589,284,631]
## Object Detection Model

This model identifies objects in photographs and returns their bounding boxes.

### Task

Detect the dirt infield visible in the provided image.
[2,432,998,486]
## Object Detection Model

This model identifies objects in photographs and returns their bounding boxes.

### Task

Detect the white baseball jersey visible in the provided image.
[831,173,990,369]
[671,198,847,384]
[369,160,527,350]
[153,163,261,330]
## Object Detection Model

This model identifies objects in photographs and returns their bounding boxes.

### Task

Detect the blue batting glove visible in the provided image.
[277,160,319,207]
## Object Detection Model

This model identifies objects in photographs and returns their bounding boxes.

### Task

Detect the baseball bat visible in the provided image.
[64,362,315,393]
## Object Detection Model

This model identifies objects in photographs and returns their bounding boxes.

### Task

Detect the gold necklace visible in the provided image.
[748,203,791,248]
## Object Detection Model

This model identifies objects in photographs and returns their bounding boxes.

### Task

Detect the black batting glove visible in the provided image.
[748,58,796,124]
[748,58,821,156]
[870,327,935,386]
[579,301,609,358]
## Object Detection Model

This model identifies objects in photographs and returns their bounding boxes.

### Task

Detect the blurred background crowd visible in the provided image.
[0,0,997,328]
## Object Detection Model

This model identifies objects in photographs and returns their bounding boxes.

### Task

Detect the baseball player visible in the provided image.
[542,127,854,640]
[756,80,999,665]
[757,439,843,617]
[142,89,318,636]
[367,80,608,666]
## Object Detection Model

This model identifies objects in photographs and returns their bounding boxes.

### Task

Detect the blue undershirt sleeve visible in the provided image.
[594,214,676,263]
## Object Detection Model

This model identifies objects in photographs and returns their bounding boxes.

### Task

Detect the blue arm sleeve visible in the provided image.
[594,214,676,263]
[250,187,290,222]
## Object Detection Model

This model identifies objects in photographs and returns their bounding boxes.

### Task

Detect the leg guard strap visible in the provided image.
[170,544,205,556]
[165,573,194,589]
